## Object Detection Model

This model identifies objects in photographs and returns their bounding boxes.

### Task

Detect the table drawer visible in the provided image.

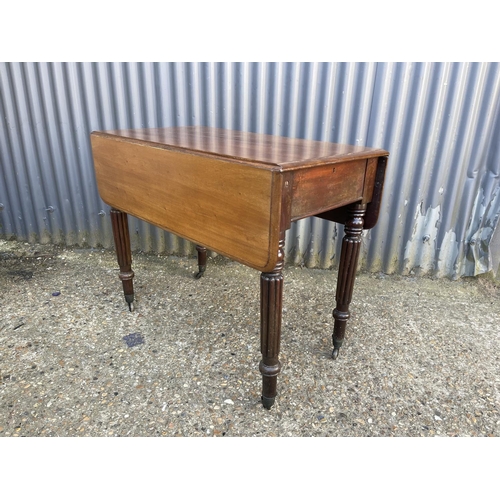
[290,159,366,220]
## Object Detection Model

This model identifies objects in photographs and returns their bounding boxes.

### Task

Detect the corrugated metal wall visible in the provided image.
[1,62,500,278]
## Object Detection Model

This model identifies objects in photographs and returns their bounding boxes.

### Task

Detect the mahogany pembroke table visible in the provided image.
[90,126,388,409]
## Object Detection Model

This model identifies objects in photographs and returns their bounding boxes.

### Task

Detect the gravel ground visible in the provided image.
[1,238,500,437]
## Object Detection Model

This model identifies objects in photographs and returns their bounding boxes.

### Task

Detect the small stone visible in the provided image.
[52,291,61,296]
[224,399,234,405]
[123,333,145,348]
[434,415,442,421]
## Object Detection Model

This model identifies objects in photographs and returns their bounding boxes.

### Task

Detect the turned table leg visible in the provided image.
[110,208,135,311]
[195,245,207,279]
[259,237,285,409]
[332,203,367,359]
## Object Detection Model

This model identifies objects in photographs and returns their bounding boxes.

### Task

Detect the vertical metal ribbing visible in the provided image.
[1,62,499,278]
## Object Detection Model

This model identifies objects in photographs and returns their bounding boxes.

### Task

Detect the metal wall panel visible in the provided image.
[1,62,500,278]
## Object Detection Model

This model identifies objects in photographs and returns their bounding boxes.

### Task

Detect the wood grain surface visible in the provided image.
[91,127,388,272]
[94,126,388,170]
[92,134,282,272]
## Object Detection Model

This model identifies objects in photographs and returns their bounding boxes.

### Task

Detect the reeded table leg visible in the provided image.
[110,208,135,311]
[195,245,207,279]
[259,238,285,409]
[332,203,367,359]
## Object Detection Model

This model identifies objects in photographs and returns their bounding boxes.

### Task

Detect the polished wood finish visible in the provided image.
[92,133,280,272]
[91,126,389,408]
[362,156,388,230]
[290,159,366,220]
[195,245,207,279]
[110,208,135,310]
[94,126,387,168]
[259,235,285,409]
[92,127,387,273]
[332,203,367,359]
[315,155,388,229]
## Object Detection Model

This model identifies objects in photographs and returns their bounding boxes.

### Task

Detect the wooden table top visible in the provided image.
[91,127,388,273]
[93,126,388,170]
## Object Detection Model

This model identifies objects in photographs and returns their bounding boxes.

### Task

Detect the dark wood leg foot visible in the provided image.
[110,208,135,311]
[259,238,285,409]
[332,203,366,359]
[195,245,207,279]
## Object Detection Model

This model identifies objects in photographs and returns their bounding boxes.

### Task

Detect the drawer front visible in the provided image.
[290,159,366,220]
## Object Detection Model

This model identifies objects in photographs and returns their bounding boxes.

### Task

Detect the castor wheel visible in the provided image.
[261,395,275,410]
